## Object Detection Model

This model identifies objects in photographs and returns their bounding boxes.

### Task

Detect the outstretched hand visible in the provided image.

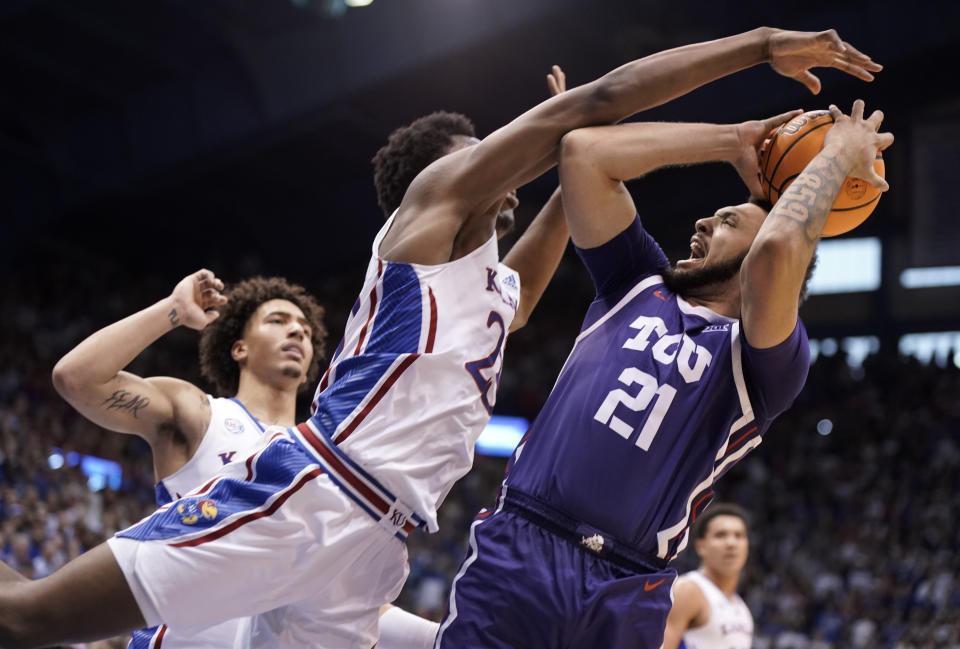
[767,28,882,95]
[547,65,567,96]
[732,109,805,199]
[826,99,894,191]
[169,269,227,330]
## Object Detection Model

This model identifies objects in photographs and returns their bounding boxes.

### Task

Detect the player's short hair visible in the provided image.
[371,111,476,218]
[692,502,749,540]
[198,276,327,397]
[748,196,818,305]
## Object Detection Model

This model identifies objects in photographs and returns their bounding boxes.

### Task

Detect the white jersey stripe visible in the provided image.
[656,324,757,560]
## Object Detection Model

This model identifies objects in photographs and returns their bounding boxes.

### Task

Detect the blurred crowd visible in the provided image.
[1,249,958,649]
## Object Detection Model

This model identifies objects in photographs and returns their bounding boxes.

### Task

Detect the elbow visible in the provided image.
[559,128,600,173]
[51,358,81,399]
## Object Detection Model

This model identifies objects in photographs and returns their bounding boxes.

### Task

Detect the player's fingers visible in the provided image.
[744,171,764,200]
[863,171,889,192]
[832,58,875,82]
[795,71,821,95]
[767,109,803,128]
[840,41,881,69]
[547,75,560,96]
[877,132,895,152]
[557,66,566,91]
[867,109,885,129]
[850,99,865,120]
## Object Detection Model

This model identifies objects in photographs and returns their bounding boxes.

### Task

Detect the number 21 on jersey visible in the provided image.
[593,315,712,450]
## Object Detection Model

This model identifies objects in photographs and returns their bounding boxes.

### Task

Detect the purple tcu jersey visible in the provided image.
[504,216,808,561]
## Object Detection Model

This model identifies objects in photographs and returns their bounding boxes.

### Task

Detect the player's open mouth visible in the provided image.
[675,237,707,269]
[282,345,304,360]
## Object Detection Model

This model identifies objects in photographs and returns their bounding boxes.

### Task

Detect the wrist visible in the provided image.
[753,27,775,63]
[157,296,182,329]
[820,141,856,169]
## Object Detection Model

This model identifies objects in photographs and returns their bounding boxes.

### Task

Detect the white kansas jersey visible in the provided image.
[133,397,266,649]
[304,215,519,532]
[681,570,753,649]
[155,396,267,504]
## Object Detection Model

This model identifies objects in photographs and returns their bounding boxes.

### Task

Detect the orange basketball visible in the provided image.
[758,110,885,237]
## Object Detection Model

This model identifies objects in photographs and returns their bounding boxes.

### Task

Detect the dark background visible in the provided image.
[2,0,959,347]
[2,3,959,645]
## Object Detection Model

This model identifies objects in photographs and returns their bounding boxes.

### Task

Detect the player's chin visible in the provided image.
[495,211,516,239]
[281,365,305,380]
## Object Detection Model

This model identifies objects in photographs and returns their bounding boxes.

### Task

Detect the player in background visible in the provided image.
[0,29,884,649]
[434,88,890,649]
[662,503,753,649]
[51,272,326,649]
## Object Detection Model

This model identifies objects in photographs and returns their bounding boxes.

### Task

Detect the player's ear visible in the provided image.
[231,340,247,363]
[694,537,706,559]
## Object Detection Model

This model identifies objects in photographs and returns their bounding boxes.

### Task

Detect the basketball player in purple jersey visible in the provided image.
[0,28,882,648]
[434,98,892,648]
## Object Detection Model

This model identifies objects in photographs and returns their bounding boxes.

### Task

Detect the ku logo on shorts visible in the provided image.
[178,499,219,525]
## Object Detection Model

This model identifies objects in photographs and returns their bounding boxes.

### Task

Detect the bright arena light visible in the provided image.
[475,415,529,458]
[48,451,65,470]
[899,266,960,289]
[345,0,373,6]
[807,237,882,295]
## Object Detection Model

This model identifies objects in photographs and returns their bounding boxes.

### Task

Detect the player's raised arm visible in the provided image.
[504,66,571,332]
[558,110,801,248]
[51,269,227,442]
[740,100,893,348]
[422,27,879,215]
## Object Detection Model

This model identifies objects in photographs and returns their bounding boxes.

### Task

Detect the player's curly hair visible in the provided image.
[749,196,818,305]
[692,502,749,540]
[198,276,327,397]
[371,111,476,218]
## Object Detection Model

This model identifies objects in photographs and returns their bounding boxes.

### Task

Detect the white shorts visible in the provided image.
[108,431,411,649]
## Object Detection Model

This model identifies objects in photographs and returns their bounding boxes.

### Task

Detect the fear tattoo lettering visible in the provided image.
[771,154,845,244]
[102,390,150,418]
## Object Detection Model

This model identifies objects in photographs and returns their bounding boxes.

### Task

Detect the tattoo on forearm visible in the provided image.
[168,308,179,327]
[770,153,846,244]
[102,390,150,418]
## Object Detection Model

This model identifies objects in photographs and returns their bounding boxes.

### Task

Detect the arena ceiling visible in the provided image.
[2,0,958,336]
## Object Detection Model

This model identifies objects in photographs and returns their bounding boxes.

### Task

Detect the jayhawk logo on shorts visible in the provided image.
[178,499,219,525]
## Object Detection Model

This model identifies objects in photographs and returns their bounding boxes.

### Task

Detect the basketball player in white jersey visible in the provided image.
[51,272,327,649]
[662,503,753,649]
[0,27,885,649]
[51,272,436,649]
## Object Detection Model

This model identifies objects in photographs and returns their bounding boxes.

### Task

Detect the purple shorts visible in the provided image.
[435,498,676,649]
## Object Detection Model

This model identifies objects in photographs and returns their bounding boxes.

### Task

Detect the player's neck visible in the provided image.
[681,294,740,320]
[234,374,298,428]
[679,278,741,319]
[701,565,740,597]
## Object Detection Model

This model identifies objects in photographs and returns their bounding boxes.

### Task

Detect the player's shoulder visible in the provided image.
[671,573,710,622]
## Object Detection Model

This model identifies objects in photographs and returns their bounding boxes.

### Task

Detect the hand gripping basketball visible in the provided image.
[757,102,892,237]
